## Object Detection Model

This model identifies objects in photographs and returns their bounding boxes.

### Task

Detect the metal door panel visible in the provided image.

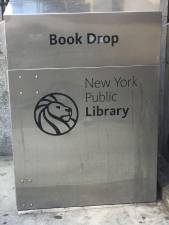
[9,66,158,210]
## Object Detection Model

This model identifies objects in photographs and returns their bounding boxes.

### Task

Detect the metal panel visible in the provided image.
[5,0,160,14]
[5,12,161,70]
[5,3,161,211]
[9,66,159,211]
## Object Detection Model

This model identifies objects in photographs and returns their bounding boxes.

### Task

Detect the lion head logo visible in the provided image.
[34,93,78,136]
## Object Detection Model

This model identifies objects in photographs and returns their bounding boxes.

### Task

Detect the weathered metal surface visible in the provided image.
[5,0,160,14]
[5,12,160,70]
[1,158,169,225]
[9,66,159,211]
[5,1,161,211]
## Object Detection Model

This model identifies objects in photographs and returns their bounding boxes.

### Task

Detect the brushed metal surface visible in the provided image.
[9,66,159,210]
[5,12,161,70]
[5,4,161,211]
[5,0,160,15]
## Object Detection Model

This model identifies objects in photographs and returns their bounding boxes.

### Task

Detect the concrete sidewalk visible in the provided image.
[0,157,169,225]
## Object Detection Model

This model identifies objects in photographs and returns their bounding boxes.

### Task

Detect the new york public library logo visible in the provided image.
[34,91,130,136]
[34,93,79,136]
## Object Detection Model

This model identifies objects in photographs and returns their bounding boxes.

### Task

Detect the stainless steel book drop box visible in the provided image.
[5,0,161,211]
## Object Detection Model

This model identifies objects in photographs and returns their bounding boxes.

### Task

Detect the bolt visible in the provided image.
[35,74,38,79]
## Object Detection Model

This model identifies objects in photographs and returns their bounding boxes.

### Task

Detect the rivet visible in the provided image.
[18,75,22,79]
[28,179,32,182]
[20,179,24,183]
[22,203,26,207]
[19,91,23,95]
[29,203,33,207]
[35,74,38,79]
[35,90,39,95]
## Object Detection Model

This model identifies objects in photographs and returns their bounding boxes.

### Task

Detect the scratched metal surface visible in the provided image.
[5,12,161,70]
[1,158,169,225]
[5,1,161,211]
[5,0,160,14]
[8,65,159,211]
